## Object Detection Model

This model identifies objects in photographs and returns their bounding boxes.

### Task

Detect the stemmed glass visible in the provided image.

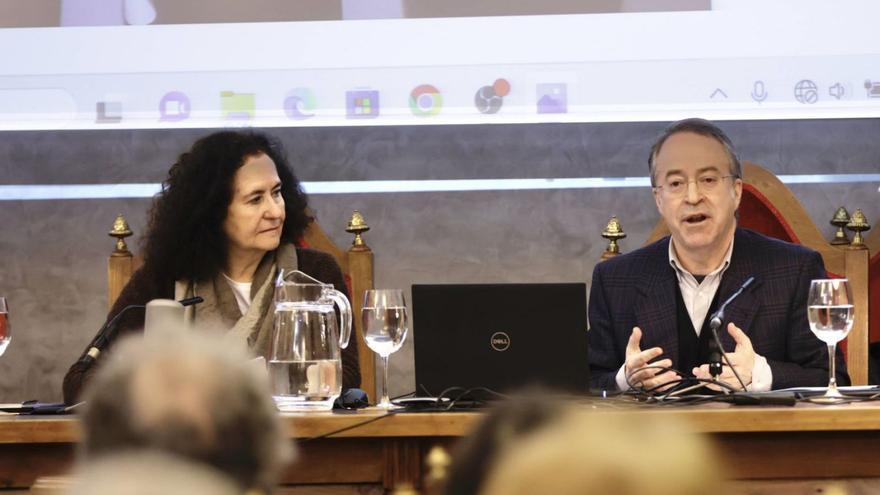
[807,279,854,402]
[362,290,409,409]
[0,297,9,356]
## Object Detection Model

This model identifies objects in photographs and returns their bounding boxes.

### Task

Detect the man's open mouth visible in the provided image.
[684,214,708,224]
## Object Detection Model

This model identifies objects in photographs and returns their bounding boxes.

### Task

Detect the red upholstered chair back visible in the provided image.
[867,233,880,351]
[737,185,798,244]
[642,161,871,384]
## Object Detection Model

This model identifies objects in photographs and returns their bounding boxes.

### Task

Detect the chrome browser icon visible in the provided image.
[409,84,442,116]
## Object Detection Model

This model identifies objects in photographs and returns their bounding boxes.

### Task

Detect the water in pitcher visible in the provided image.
[268,359,342,411]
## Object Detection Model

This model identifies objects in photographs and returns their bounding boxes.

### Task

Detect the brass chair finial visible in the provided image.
[390,482,419,495]
[109,214,133,256]
[846,208,870,248]
[601,216,626,260]
[345,210,371,250]
[424,445,452,490]
[829,207,851,245]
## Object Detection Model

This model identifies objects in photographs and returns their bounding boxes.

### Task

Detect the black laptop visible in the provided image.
[411,283,589,399]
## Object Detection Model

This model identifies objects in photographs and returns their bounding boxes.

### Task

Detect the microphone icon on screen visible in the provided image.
[751,81,768,103]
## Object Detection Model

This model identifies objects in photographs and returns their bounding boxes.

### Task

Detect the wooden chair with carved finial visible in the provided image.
[864,222,879,383]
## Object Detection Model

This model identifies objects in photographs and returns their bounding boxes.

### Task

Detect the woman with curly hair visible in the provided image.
[63,131,360,405]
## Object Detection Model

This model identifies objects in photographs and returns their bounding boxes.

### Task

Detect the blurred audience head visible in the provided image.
[67,451,241,495]
[478,404,724,495]
[79,330,293,493]
[442,392,568,495]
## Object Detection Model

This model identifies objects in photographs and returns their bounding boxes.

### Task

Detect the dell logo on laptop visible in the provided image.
[490,332,510,352]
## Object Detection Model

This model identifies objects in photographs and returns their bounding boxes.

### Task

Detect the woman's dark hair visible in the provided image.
[140,131,310,284]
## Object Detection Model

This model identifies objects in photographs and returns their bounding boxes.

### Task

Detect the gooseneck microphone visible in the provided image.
[707,276,755,388]
[77,296,203,367]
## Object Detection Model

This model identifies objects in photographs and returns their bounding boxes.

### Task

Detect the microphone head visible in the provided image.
[709,315,723,329]
[144,299,185,340]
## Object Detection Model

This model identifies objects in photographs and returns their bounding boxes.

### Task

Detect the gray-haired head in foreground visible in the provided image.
[79,330,293,493]
[479,405,724,495]
[647,118,742,187]
[68,451,241,495]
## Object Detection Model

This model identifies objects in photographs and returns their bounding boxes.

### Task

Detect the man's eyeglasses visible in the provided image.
[653,175,736,197]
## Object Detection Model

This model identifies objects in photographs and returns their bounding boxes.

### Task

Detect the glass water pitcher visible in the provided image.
[270,269,352,411]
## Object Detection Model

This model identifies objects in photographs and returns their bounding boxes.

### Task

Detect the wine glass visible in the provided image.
[807,279,854,402]
[0,297,9,356]
[362,290,409,409]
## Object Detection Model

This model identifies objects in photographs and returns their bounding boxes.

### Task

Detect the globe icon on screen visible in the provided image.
[793,79,819,104]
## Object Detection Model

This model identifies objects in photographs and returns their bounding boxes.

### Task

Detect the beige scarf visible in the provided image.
[174,244,298,359]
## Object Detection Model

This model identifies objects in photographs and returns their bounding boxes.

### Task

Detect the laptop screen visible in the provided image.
[412,283,589,398]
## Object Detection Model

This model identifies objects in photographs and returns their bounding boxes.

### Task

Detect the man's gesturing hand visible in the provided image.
[624,327,677,390]
[692,322,754,390]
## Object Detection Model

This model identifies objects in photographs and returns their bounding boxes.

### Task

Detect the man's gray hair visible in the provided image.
[69,451,242,495]
[647,118,742,187]
[80,330,293,493]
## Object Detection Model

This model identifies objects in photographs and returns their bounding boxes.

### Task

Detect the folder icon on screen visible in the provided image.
[220,91,255,120]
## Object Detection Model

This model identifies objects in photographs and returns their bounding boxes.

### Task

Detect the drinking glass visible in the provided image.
[807,279,854,401]
[0,297,9,356]
[362,290,409,409]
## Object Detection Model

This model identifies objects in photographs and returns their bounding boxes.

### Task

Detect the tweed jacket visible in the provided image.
[588,228,849,391]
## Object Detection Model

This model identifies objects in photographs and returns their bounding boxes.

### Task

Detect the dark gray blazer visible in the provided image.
[588,228,849,391]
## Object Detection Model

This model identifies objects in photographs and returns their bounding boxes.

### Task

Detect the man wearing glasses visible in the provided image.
[588,118,848,393]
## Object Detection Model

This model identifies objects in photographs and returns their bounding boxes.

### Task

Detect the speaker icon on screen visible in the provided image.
[829,82,846,100]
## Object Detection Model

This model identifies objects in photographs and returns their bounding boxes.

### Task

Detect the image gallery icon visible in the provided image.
[474,78,510,114]
[346,89,380,119]
[536,83,567,114]
[409,84,442,116]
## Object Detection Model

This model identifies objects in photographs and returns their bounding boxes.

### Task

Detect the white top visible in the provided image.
[223,274,252,316]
